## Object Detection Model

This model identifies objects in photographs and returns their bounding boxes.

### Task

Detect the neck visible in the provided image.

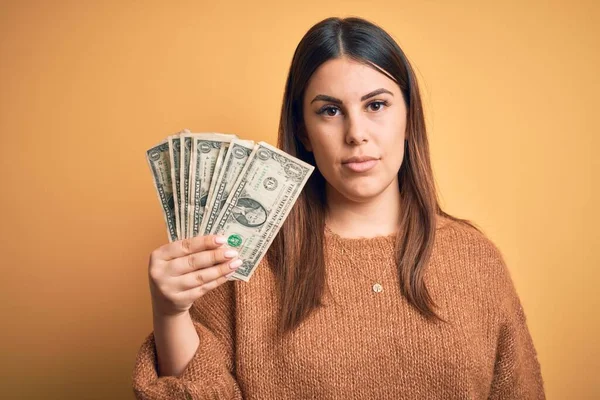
[325,179,401,238]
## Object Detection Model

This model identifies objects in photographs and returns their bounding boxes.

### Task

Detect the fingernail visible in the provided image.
[229,259,243,269]
[215,236,226,244]
[224,250,238,258]
[226,271,236,277]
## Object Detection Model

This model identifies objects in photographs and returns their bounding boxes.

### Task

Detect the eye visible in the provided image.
[317,105,341,117]
[367,101,388,112]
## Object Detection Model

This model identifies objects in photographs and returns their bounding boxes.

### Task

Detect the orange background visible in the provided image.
[1,1,597,398]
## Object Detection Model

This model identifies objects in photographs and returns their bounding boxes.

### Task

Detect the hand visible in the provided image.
[148,235,242,317]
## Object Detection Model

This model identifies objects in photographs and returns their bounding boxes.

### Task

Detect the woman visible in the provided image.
[133,17,545,399]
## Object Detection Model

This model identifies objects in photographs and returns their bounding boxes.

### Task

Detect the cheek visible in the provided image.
[311,144,337,173]
[382,109,406,140]
[379,116,407,169]
[305,121,341,159]
[305,133,341,179]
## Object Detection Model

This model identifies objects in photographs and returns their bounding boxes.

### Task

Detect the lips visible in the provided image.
[342,156,380,173]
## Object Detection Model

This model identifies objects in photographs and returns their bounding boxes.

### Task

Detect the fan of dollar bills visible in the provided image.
[146,130,315,282]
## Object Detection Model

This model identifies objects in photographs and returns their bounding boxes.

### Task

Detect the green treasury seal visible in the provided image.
[227,234,243,247]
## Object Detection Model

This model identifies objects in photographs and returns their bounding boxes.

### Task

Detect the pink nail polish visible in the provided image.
[224,250,238,258]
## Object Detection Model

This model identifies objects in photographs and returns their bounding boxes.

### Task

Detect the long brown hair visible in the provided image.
[268,17,482,335]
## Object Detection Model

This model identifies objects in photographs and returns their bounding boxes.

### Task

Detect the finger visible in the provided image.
[178,258,242,291]
[154,235,226,262]
[171,247,239,276]
[180,268,236,302]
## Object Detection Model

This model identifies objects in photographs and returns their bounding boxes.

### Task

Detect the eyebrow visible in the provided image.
[310,88,393,104]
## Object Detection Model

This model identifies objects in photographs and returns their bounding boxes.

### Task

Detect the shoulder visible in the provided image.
[432,217,531,332]
[435,214,506,266]
[432,214,513,295]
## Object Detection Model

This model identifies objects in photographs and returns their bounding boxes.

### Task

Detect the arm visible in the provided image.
[132,282,242,400]
[153,310,199,378]
[487,255,545,399]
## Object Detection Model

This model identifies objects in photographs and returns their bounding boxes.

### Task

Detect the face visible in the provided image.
[301,56,407,203]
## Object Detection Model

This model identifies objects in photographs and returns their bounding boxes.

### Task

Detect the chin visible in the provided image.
[336,182,387,203]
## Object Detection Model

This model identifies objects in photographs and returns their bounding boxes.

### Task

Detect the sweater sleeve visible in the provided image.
[487,252,545,399]
[132,282,243,400]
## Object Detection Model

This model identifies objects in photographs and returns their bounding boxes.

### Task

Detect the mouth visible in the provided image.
[341,156,380,173]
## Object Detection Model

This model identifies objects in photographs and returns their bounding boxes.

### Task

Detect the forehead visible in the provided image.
[305,57,398,99]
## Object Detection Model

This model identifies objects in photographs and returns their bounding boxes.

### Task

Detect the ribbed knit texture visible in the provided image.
[132,216,545,399]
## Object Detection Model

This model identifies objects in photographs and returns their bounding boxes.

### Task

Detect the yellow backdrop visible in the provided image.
[1,1,597,398]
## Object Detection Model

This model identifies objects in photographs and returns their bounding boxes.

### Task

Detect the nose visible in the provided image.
[344,111,368,146]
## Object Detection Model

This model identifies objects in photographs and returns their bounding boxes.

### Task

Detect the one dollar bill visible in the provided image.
[146,140,178,242]
[180,135,193,239]
[201,143,230,232]
[188,134,236,238]
[168,135,182,240]
[200,139,255,235]
[212,141,314,281]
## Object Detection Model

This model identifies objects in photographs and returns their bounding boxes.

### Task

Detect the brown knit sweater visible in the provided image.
[132,216,545,399]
